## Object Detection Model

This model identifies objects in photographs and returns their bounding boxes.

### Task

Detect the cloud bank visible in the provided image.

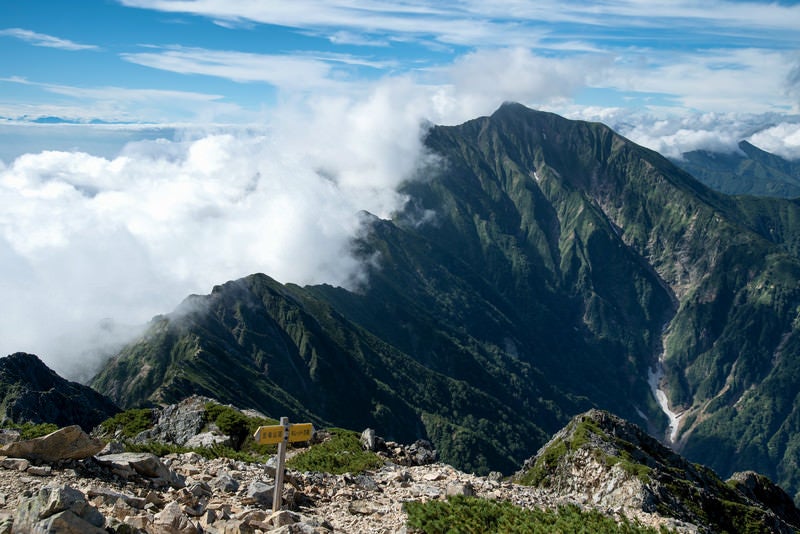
[0,84,440,380]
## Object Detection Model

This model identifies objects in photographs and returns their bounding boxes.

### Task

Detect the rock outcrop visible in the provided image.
[131,396,213,446]
[0,425,104,463]
[0,353,119,431]
[14,484,106,533]
[514,409,800,534]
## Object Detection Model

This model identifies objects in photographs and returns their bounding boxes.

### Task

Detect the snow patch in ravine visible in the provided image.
[648,363,683,444]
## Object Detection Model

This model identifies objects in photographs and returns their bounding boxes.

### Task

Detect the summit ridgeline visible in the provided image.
[90,103,800,501]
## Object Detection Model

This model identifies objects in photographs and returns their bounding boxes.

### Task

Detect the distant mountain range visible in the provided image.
[674,140,800,198]
[78,103,800,502]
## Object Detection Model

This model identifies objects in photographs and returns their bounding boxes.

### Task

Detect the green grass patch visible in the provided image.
[0,421,59,440]
[286,428,384,474]
[516,438,566,487]
[405,496,670,533]
[98,408,155,439]
[203,402,278,455]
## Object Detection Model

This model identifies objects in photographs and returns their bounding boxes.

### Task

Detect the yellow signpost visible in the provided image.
[288,423,314,442]
[253,419,315,512]
[254,425,285,445]
[254,422,314,445]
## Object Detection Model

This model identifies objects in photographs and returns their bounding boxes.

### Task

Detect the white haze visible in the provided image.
[0,81,458,380]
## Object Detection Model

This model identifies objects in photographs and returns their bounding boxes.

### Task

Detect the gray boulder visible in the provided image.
[14,484,106,533]
[184,431,231,449]
[360,428,386,452]
[0,425,103,463]
[133,396,209,446]
[153,501,200,533]
[210,471,240,493]
[407,439,438,465]
[94,452,185,488]
[244,481,275,506]
[0,429,20,445]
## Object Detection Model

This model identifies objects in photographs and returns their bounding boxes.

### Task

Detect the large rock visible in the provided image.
[133,395,210,446]
[244,481,275,506]
[0,352,119,431]
[14,484,106,533]
[209,471,239,493]
[94,452,185,488]
[514,410,800,534]
[0,425,103,462]
[153,501,199,534]
[184,431,231,449]
[360,428,385,452]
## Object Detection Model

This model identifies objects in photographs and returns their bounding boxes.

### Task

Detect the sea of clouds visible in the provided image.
[0,83,441,380]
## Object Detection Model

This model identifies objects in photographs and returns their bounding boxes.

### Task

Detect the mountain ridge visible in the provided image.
[0,352,120,432]
[675,140,800,198]
[90,103,800,501]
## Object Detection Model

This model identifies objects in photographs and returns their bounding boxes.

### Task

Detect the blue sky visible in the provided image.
[2,0,799,129]
[1,0,800,375]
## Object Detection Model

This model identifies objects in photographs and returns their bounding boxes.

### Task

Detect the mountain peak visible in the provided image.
[0,352,119,431]
[515,409,800,533]
[91,105,800,503]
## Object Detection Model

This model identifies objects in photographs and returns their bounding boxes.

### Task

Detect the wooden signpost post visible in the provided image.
[253,418,314,512]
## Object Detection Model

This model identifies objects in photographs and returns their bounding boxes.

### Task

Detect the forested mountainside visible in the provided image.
[92,103,800,501]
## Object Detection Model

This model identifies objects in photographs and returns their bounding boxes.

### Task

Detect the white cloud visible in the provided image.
[121,47,336,88]
[0,28,98,51]
[117,0,800,47]
[326,31,390,47]
[441,48,606,113]
[749,123,800,161]
[562,106,800,159]
[0,81,440,379]
[600,48,796,113]
[0,77,241,124]
[116,1,527,47]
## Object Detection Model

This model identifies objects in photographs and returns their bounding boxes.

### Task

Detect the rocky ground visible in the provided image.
[0,399,793,533]
[0,439,691,533]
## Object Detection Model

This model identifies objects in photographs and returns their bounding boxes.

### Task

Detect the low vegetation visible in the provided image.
[96,406,386,472]
[96,403,281,462]
[98,408,155,439]
[404,496,670,533]
[203,402,278,455]
[0,420,59,440]
[286,428,384,474]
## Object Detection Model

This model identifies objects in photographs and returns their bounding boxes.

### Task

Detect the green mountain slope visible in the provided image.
[674,140,800,198]
[92,103,800,500]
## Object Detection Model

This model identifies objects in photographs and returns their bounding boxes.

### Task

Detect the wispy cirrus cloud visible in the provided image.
[117,0,800,48]
[121,47,337,88]
[600,48,797,113]
[0,76,241,124]
[0,28,97,51]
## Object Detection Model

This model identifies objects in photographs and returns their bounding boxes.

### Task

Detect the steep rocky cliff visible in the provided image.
[0,353,119,431]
